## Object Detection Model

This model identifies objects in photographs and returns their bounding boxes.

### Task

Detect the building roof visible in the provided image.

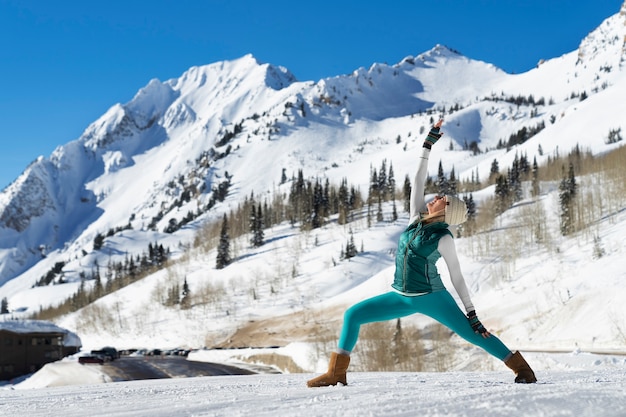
[0,319,82,347]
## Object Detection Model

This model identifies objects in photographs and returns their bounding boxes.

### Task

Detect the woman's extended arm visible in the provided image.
[408,120,444,225]
[408,148,430,224]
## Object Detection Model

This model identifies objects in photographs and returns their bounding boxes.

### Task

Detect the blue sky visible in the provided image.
[0,0,622,189]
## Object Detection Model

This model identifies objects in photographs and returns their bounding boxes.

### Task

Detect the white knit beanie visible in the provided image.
[444,195,468,225]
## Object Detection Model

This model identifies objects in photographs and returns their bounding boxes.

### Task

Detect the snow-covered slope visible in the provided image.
[1,1,626,367]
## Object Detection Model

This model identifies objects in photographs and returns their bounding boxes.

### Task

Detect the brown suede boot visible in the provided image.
[505,351,537,383]
[307,352,351,387]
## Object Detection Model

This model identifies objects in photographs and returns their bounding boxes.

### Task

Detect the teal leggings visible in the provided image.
[338,290,512,361]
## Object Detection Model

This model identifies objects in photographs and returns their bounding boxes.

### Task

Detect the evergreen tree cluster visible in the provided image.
[368,159,398,223]
[34,261,66,287]
[163,277,191,309]
[462,194,477,223]
[249,201,265,248]
[93,233,105,251]
[32,242,170,319]
[497,122,546,150]
[492,153,532,214]
[341,228,359,260]
[368,159,396,203]
[215,121,243,147]
[158,174,233,234]
[436,161,458,196]
[484,93,547,107]
[606,128,623,144]
[214,170,365,269]
[288,170,363,229]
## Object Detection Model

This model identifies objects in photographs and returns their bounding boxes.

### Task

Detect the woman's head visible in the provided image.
[426,194,468,225]
[444,195,468,225]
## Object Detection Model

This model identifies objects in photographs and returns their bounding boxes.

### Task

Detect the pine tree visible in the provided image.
[288,170,306,226]
[1,297,8,314]
[464,194,476,222]
[255,204,265,245]
[338,178,349,225]
[403,175,411,212]
[181,277,191,309]
[249,201,265,247]
[216,214,231,269]
[311,179,324,229]
[389,162,398,221]
[344,228,358,259]
[509,154,523,202]
[489,158,500,182]
[437,161,449,196]
[448,166,457,196]
[249,202,257,246]
[300,181,314,230]
[376,194,384,222]
[93,233,105,251]
[559,163,577,236]
[322,178,331,218]
[369,167,379,203]
[531,157,540,197]
[494,174,511,214]
[567,162,577,196]
[93,266,103,298]
[378,159,388,200]
[387,162,396,200]
[519,152,530,179]
[391,200,398,222]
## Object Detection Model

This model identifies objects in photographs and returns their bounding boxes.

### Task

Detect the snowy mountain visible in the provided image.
[1,2,626,368]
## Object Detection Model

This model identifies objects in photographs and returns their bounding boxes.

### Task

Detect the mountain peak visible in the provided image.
[406,44,466,66]
[576,2,626,66]
[174,54,297,92]
[241,54,298,89]
[424,44,463,59]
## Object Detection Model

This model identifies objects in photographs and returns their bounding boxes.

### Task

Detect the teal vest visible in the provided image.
[392,221,452,294]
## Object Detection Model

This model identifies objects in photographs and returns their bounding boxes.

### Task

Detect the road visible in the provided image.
[100,355,258,382]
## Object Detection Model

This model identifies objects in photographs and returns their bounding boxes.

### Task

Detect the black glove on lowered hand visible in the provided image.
[467,310,488,335]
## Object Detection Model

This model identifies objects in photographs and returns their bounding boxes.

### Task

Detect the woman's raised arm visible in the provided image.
[408,120,444,224]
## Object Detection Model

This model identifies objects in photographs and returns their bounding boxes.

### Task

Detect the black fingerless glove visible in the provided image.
[467,311,487,335]
[423,127,443,149]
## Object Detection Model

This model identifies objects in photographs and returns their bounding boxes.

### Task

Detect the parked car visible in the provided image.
[91,346,118,361]
[146,349,162,356]
[78,354,105,364]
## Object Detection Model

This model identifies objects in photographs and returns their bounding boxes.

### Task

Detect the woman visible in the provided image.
[307,119,536,387]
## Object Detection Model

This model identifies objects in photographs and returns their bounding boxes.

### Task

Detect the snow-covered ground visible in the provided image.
[2,348,625,417]
[2,5,626,417]
[1,350,625,417]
